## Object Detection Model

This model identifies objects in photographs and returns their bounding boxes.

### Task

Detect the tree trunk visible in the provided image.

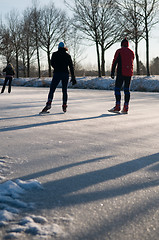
[22,54,26,77]
[47,48,51,77]
[16,49,19,78]
[95,40,101,77]
[144,4,150,76]
[36,45,41,78]
[135,37,140,75]
[145,25,150,76]
[27,48,30,78]
[101,45,105,76]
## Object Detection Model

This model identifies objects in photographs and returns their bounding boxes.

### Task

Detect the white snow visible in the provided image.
[0,176,68,239]
[15,179,42,191]
[0,179,43,213]
[0,178,58,239]
[1,75,159,92]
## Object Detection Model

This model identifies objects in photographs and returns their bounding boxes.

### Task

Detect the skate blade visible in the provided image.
[39,111,50,115]
[108,109,120,114]
[121,112,128,114]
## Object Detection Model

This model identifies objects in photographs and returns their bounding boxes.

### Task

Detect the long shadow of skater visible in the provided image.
[73,185,159,240]
[21,153,159,209]
[20,156,113,181]
[0,112,63,121]
[0,113,119,132]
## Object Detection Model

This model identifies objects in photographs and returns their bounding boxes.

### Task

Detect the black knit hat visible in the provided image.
[121,38,129,47]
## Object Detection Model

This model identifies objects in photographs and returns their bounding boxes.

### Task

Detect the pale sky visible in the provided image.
[0,0,159,69]
[0,0,65,13]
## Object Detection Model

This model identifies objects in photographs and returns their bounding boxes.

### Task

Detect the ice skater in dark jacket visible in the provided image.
[108,38,135,114]
[1,63,15,93]
[40,42,76,113]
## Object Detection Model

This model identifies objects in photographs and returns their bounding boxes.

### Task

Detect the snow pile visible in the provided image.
[1,75,159,92]
[131,75,159,92]
[73,77,115,90]
[0,179,42,237]
[72,75,159,92]
[0,179,42,222]
[5,215,67,239]
[0,178,69,239]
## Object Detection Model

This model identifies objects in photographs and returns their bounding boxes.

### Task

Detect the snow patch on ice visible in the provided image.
[0,179,43,227]
[15,179,43,191]
[6,215,68,239]
[0,178,70,239]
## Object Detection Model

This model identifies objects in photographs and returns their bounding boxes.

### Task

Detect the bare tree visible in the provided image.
[65,0,102,77]
[39,3,69,77]
[97,0,122,75]
[0,24,14,64]
[63,25,86,71]
[21,8,36,77]
[150,56,159,74]
[65,0,122,77]
[7,11,23,78]
[139,60,147,74]
[30,1,42,78]
[138,0,159,76]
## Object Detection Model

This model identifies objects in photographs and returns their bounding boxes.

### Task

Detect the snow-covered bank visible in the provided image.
[1,75,159,92]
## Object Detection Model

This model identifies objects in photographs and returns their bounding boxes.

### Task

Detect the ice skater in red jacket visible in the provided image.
[109,38,135,114]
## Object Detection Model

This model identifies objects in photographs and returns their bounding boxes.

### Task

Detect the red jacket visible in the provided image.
[111,47,135,77]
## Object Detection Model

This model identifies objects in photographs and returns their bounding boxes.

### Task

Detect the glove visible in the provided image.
[70,77,77,85]
[111,73,115,79]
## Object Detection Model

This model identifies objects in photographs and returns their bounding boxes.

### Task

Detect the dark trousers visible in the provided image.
[1,76,13,93]
[115,75,131,105]
[47,72,69,105]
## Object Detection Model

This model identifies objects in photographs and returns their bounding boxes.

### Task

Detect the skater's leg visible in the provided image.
[1,78,8,93]
[121,76,131,114]
[8,77,12,93]
[40,73,60,113]
[61,74,69,112]
[114,75,123,106]
[61,74,69,105]
[123,76,131,104]
[47,73,60,104]
[108,75,123,113]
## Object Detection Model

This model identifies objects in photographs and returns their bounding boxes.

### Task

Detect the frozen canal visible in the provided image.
[0,86,159,240]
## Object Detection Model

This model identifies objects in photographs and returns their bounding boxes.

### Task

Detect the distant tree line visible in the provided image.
[0,0,159,78]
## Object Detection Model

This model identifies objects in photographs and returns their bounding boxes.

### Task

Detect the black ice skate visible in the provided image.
[39,103,51,114]
[62,104,67,113]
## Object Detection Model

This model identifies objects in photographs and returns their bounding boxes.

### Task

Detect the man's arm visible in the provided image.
[68,56,76,85]
[111,50,120,79]
[68,56,75,77]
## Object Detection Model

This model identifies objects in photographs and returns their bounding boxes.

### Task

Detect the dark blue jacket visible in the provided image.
[51,48,75,77]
